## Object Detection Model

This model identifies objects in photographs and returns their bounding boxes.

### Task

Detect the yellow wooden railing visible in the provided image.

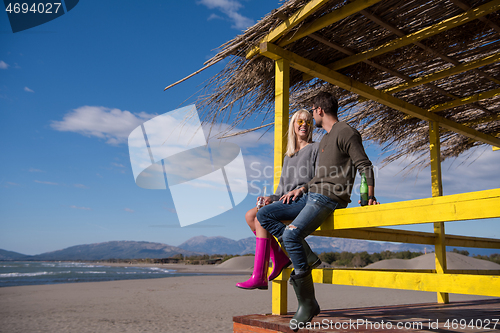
[270,189,500,315]
[269,57,500,315]
[262,0,500,313]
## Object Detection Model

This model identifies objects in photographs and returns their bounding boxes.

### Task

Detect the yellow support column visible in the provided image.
[429,121,449,304]
[272,58,289,315]
[273,58,289,193]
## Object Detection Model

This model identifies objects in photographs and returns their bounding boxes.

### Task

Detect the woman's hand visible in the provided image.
[279,188,305,204]
[256,196,273,206]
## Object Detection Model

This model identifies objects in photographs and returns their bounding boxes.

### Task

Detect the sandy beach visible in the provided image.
[0,259,496,333]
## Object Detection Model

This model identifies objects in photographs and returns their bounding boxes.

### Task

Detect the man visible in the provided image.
[257,91,378,329]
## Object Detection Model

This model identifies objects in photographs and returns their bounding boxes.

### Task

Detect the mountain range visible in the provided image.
[0,241,203,261]
[1,236,496,261]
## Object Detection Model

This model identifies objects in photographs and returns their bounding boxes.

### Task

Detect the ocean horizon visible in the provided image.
[0,261,210,287]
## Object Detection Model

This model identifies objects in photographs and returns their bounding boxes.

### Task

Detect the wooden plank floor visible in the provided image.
[233,299,500,332]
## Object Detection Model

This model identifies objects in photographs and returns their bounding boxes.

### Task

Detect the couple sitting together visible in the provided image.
[236,92,379,328]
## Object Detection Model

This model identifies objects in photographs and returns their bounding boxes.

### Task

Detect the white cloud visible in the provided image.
[0,61,8,69]
[74,184,89,189]
[34,180,58,185]
[374,146,500,202]
[70,205,91,210]
[207,13,223,21]
[124,208,134,213]
[51,106,155,145]
[24,87,34,93]
[198,0,254,30]
[225,10,254,30]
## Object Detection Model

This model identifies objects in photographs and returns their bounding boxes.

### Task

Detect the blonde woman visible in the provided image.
[236,109,319,290]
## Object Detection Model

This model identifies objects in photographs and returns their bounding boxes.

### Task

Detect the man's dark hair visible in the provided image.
[312,92,338,117]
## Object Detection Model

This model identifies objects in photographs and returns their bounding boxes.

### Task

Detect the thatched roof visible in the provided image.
[172,0,500,167]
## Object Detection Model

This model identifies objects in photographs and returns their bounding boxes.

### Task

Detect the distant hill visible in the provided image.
[178,235,430,255]
[306,236,429,254]
[178,236,255,255]
[0,249,32,261]
[29,241,203,261]
[178,235,498,256]
[365,252,500,270]
[1,236,497,262]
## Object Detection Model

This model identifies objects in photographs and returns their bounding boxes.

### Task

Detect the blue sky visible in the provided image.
[1,0,499,255]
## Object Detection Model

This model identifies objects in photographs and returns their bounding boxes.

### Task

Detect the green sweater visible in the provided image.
[306,121,375,206]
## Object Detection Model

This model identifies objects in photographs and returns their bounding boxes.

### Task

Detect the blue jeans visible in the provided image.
[258,192,341,272]
[257,194,309,237]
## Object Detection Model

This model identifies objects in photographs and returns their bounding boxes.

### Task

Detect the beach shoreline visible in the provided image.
[1,272,497,333]
[88,261,253,275]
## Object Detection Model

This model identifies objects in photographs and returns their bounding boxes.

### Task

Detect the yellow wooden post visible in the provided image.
[272,58,289,315]
[429,121,449,304]
[274,58,289,193]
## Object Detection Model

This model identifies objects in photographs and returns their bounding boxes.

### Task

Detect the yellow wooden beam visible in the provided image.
[310,270,500,297]
[245,0,331,59]
[271,269,291,315]
[447,270,500,275]
[429,120,448,303]
[434,221,449,302]
[384,52,500,94]
[462,113,500,127]
[445,234,500,249]
[312,227,436,244]
[327,0,500,71]
[259,42,500,147]
[316,188,500,230]
[274,59,290,192]
[429,88,500,113]
[429,122,443,198]
[364,269,500,275]
[312,227,500,248]
[277,0,383,48]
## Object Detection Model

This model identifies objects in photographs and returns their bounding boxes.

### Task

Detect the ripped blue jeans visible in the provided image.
[257,192,341,273]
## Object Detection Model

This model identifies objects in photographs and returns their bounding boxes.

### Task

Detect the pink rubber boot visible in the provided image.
[268,237,291,281]
[236,237,270,290]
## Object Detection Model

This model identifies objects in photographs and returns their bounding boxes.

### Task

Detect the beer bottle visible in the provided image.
[360,173,368,206]
[257,186,266,210]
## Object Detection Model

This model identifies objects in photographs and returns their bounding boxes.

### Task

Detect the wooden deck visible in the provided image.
[233,299,500,332]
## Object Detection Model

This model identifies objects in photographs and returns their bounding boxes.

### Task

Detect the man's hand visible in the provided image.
[358,197,380,205]
[279,188,305,204]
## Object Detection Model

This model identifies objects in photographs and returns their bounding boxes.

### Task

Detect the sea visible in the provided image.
[0,261,205,288]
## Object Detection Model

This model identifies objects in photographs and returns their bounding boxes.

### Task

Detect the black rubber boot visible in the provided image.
[302,239,321,269]
[278,237,321,269]
[289,269,320,330]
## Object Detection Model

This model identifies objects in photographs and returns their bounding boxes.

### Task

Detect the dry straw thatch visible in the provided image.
[172,0,500,167]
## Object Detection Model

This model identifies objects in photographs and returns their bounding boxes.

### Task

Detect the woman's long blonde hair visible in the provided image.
[285,109,313,157]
